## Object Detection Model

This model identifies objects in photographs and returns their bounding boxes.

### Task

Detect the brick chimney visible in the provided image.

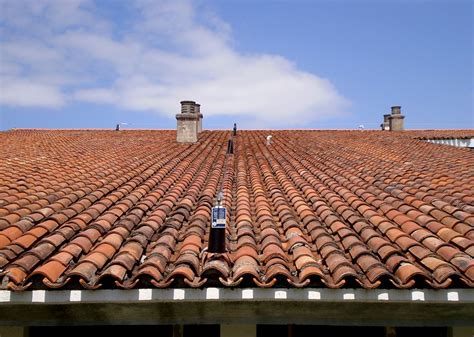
[176,100,199,143]
[388,106,405,131]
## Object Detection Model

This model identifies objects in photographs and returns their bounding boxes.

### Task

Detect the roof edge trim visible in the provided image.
[1,287,472,305]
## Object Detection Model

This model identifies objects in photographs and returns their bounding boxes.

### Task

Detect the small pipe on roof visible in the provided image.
[266,135,272,145]
[115,122,128,131]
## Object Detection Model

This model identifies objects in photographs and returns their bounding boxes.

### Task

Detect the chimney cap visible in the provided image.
[391,106,402,114]
[176,113,198,120]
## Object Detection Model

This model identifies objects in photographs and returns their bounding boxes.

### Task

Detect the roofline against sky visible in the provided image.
[4,128,474,131]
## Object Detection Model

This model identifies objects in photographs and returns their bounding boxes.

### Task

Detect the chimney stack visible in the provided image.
[176,100,201,143]
[381,114,390,130]
[195,103,203,133]
[388,105,405,131]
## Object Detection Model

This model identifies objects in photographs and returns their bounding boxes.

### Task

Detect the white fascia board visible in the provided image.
[0,288,472,305]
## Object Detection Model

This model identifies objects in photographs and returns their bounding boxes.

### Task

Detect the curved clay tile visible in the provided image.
[0,129,473,290]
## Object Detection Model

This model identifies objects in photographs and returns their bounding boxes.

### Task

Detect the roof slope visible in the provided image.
[0,129,473,290]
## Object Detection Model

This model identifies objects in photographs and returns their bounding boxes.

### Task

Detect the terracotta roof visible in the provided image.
[0,129,473,291]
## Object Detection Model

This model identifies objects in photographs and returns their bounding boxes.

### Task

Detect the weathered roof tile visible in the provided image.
[0,128,472,290]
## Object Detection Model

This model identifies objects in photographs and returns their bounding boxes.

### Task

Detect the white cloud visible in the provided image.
[0,0,350,127]
[0,77,65,107]
[73,88,118,104]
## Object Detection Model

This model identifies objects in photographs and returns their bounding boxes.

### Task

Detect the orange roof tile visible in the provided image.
[0,129,473,290]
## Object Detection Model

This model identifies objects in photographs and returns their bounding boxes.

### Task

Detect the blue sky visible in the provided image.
[0,0,472,130]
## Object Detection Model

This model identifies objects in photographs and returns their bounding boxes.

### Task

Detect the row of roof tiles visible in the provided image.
[0,129,473,290]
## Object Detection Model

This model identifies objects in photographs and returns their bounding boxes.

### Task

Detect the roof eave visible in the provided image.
[1,287,473,326]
